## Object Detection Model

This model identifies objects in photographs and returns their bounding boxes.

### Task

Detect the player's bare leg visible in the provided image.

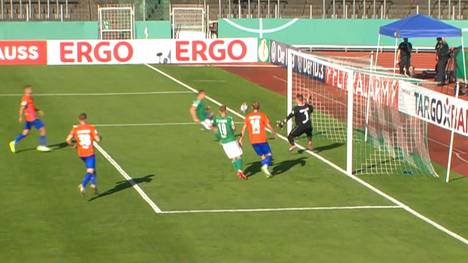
[36,127,51,152]
[306,138,313,151]
[287,131,298,152]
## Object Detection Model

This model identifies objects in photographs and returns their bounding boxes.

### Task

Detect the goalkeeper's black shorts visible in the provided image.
[289,124,313,139]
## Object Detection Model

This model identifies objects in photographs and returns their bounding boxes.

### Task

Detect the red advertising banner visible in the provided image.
[0,41,47,65]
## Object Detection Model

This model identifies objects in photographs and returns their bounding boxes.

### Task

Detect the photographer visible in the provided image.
[435,37,450,85]
[397,38,413,75]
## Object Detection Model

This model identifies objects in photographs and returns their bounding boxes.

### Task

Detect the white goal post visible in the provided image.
[287,48,438,177]
[171,7,206,39]
[98,6,135,40]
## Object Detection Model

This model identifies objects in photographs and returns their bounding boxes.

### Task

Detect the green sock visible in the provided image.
[232,159,243,171]
[237,159,243,170]
[232,160,239,171]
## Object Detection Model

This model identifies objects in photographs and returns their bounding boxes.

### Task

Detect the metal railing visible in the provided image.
[1,0,466,21]
[211,0,467,20]
[0,0,70,21]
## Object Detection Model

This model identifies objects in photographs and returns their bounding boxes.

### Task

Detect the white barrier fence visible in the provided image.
[399,81,468,138]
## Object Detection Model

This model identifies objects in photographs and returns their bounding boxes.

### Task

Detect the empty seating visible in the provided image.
[2,0,468,21]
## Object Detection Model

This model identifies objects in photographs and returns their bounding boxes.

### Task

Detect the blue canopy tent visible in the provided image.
[376,14,466,183]
[375,14,465,78]
[379,14,461,38]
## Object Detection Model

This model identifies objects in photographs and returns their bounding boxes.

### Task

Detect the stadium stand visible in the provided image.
[1,0,468,20]
[173,0,468,20]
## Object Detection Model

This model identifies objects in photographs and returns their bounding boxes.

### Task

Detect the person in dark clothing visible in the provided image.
[276,94,314,152]
[397,38,413,75]
[435,37,450,85]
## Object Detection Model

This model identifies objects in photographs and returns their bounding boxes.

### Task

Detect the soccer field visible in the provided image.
[1,64,468,262]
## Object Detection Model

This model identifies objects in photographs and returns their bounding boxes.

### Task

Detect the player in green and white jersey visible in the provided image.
[190,90,213,130]
[212,105,247,180]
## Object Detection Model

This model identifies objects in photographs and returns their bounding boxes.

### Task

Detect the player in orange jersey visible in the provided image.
[9,85,51,153]
[66,113,101,195]
[239,102,276,177]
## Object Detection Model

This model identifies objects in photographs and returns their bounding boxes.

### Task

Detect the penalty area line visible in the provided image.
[161,205,401,214]
[94,142,162,214]
[144,63,468,246]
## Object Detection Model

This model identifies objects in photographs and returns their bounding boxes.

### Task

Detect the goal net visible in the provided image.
[171,7,206,39]
[287,49,438,177]
[98,6,135,40]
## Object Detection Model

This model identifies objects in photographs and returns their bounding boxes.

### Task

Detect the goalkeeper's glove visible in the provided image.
[276,119,286,129]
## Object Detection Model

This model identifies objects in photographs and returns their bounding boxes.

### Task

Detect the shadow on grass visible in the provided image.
[313,142,344,153]
[244,162,262,177]
[272,157,307,176]
[298,142,344,154]
[49,141,69,150]
[15,147,37,153]
[14,141,70,153]
[450,175,467,182]
[88,174,155,202]
[244,157,307,178]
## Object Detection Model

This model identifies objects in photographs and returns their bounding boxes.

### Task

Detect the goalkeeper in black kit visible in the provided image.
[277,94,314,152]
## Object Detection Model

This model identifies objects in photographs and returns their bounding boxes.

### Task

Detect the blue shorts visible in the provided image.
[80,155,96,170]
[24,119,44,130]
[252,142,272,156]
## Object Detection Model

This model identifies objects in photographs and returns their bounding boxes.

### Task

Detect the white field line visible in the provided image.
[94,142,162,214]
[0,91,191,97]
[162,205,401,214]
[95,122,243,127]
[144,63,468,246]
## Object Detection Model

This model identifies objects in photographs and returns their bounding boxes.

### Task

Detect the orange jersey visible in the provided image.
[20,95,37,122]
[70,124,98,157]
[244,111,270,144]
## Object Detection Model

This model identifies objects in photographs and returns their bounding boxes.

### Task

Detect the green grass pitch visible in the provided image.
[0,64,467,262]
